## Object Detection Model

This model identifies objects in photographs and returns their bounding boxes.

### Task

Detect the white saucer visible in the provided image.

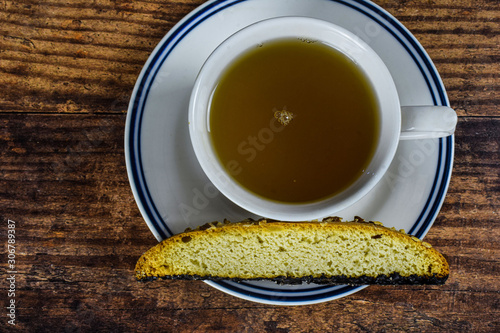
[125,0,454,305]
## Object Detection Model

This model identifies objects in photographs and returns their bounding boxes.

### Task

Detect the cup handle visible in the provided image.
[400,105,457,140]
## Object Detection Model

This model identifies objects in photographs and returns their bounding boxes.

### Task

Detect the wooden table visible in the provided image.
[1,0,498,331]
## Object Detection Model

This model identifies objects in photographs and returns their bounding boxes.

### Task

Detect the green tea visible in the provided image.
[209,38,380,203]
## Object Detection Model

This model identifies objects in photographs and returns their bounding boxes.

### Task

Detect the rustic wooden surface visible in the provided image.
[0,0,498,331]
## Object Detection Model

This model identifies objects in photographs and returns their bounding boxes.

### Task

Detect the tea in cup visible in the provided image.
[189,17,457,221]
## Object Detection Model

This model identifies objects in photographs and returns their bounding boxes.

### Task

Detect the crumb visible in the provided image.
[274,109,294,126]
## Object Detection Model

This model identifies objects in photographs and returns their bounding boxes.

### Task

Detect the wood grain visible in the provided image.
[0,0,498,332]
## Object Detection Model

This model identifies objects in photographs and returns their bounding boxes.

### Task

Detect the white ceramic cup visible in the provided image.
[189,17,457,221]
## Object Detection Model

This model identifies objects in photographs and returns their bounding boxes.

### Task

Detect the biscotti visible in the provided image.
[135,217,449,285]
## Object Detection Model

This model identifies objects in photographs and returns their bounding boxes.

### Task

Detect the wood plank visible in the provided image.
[0,0,497,116]
[11,288,499,332]
[1,113,498,331]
